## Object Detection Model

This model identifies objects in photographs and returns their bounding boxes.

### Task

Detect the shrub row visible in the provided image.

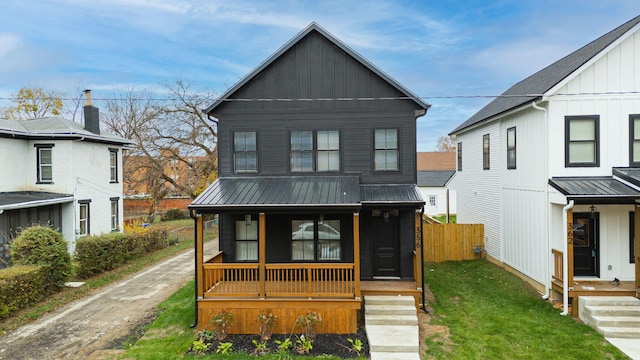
[0,265,47,319]
[74,229,168,278]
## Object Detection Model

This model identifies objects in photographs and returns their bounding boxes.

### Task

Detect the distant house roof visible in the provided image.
[190,176,424,211]
[417,152,456,171]
[0,117,132,145]
[205,22,430,114]
[417,170,455,187]
[0,191,74,211]
[451,15,640,134]
[548,176,640,204]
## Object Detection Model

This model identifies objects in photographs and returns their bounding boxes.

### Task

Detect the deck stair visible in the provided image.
[364,295,420,360]
[579,296,640,339]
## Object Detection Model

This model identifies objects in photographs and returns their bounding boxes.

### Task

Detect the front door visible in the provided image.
[372,213,400,278]
[573,212,600,277]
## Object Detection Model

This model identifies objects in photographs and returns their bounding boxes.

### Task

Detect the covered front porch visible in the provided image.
[549,174,640,316]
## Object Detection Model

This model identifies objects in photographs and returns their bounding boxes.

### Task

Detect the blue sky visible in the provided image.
[1,0,638,150]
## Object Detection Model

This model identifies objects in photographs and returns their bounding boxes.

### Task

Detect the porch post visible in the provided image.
[353,211,361,299]
[259,213,266,299]
[195,214,204,297]
[567,208,574,290]
[635,204,640,292]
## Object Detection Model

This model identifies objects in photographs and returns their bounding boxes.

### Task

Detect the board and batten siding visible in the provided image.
[450,121,501,260]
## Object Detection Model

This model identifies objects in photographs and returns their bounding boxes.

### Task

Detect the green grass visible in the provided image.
[432,214,456,223]
[423,260,628,360]
[0,219,208,335]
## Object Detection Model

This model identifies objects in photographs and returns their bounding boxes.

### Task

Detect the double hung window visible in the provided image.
[374,129,398,171]
[565,115,599,167]
[234,132,257,173]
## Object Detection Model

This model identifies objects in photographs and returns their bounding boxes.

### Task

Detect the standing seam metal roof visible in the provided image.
[548,176,640,203]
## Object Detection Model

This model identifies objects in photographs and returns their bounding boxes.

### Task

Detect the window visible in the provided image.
[35,144,54,183]
[565,115,599,167]
[507,127,516,169]
[317,131,340,172]
[374,129,398,171]
[110,197,119,231]
[291,219,341,261]
[629,115,640,167]
[290,131,313,172]
[483,134,490,170]
[234,132,257,173]
[457,142,462,171]
[78,200,91,236]
[236,216,258,261]
[109,149,118,183]
[630,212,636,264]
[429,195,436,207]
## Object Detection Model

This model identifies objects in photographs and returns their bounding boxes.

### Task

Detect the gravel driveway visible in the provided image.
[0,240,217,360]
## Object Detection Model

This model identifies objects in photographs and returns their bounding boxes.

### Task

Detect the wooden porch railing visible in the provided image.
[202,262,356,299]
[552,248,563,282]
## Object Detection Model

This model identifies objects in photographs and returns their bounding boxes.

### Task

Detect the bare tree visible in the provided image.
[435,135,456,152]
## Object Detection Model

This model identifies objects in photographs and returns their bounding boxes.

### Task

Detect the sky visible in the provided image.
[1,0,639,151]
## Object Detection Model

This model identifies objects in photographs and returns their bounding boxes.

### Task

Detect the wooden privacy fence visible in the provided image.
[423,223,484,262]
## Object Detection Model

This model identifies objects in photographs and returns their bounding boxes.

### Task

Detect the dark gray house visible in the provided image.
[189,22,429,334]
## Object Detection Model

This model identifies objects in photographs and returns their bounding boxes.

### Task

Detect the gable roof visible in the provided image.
[205,22,430,113]
[451,15,640,134]
[417,170,455,187]
[417,152,456,171]
[0,117,132,145]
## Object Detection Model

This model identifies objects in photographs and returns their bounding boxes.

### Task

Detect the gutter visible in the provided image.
[561,200,574,316]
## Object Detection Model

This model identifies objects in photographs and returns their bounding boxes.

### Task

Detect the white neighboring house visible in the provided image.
[449,15,640,301]
[418,170,456,218]
[0,98,132,263]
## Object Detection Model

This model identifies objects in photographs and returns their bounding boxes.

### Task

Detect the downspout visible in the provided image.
[531,100,551,300]
[189,209,198,328]
[561,200,574,316]
[420,207,428,313]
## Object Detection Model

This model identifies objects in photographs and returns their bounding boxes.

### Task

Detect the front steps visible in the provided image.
[364,295,420,360]
[579,296,640,339]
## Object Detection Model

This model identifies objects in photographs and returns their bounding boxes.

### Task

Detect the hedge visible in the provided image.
[74,229,168,278]
[0,265,47,319]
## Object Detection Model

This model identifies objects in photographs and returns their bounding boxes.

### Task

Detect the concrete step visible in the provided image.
[580,296,640,307]
[598,326,640,339]
[584,305,640,317]
[365,304,416,316]
[365,324,419,353]
[370,351,421,360]
[587,315,640,328]
[365,314,418,326]
[364,295,416,306]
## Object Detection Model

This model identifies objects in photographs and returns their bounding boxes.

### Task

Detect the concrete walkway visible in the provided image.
[0,240,217,360]
[364,295,421,360]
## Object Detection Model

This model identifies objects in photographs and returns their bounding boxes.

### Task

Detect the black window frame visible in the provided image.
[373,128,399,172]
[291,217,342,262]
[233,131,258,173]
[630,212,636,264]
[457,142,462,171]
[316,130,341,172]
[565,115,600,167]
[290,130,314,172]
[35,143,54,184]
[507,127,516,169]
[109,148,119,183]
[629,115,640,167]
[482,134,490,170]
[235,215,258,262]
[110,197,119,231]
[78,199,91,236]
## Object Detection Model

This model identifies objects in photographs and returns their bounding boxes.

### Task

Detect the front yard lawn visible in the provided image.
[423,260,628,359]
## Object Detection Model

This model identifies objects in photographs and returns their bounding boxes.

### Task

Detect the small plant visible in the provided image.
[191,339,209,354]
[347,338,363,355]
[216,341,233,354]
[295,335,313,354]
[252,339,270,355]
[276,337,292,352]
[209,309,235,341]
[294,311,322,341]
[257,311,278,341]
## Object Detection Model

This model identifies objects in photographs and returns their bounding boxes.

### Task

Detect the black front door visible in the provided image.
[372,214,400,278]
[573,212,599,277]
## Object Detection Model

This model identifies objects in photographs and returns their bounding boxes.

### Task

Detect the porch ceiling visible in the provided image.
[549,176,640,204]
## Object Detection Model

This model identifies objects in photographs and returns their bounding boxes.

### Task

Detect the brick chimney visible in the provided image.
[83,89,100,134]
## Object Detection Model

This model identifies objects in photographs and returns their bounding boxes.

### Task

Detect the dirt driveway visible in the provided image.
[0,240,217,360]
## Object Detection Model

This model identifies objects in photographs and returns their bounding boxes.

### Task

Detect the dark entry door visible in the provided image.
[573,212,599,277]
[372,215,400,278]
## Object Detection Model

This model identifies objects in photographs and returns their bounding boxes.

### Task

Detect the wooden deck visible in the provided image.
[361,280,422,309]
[552,279,637,316]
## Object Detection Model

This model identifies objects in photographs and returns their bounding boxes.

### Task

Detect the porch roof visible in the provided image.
[190,177,425,211]
[613,167,640,188]
[548,176,640,204]
[190,176,361,211]
[0,191,74,211]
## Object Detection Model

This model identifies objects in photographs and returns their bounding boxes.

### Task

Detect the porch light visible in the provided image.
[383,211,390,223]
[590,205,597,214]
[245,215,252,225]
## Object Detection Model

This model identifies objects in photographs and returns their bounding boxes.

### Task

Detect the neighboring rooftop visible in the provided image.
[417,170,456,187]
[0,117,131,145]
[417,152,455,171]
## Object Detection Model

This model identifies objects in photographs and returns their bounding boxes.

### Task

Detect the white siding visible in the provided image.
[450,121,502,260]
[419,186,457,217]
[0,140,30,190]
